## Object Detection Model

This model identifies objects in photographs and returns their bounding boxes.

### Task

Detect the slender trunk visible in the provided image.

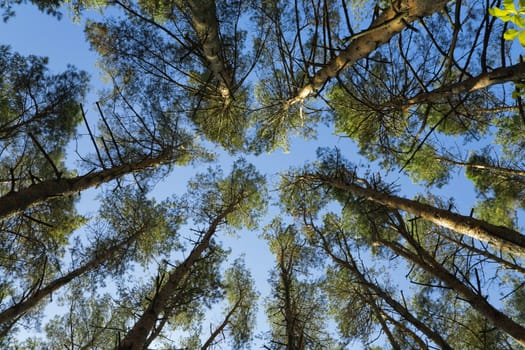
[319,235,454,350]
[200,297,241,350]
[0,226,146,325]
[116,205,233,350]
[405,62,525,106]
[382,313,430,349]
[368,299,402,350]
[313,174,525,258]
[382,223,525,346]
[436,156,525,178]
[279,251,297,350]
[289,0,448,105]
[187,0,232,101]
[0,149,177,221]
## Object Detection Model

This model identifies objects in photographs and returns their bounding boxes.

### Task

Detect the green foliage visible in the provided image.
[506,278,525,323]
[85,0,255,153]
[263,219,333,349]
[473,197,517,228]
[324,267,375,343]
[489,0,525,46]
[3,1,525,348]
[223,258,259,349]
[1,0,62,21]
[42,291,129,349]
[464,152,524,226]
[403,145,451,187]
[189,80,251,152]
[93,187,184,268]
[187,158,267,230]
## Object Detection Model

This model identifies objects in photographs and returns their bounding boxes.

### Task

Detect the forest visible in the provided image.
[1,0,525,348]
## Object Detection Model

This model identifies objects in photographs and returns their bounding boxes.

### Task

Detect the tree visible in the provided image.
[4,0,525,348]
[116,159,266,349]
[0,187,182,330]
[84,0,256,152]
[200,258,259,350]
[279,150,525,347]
[263,219,334,350]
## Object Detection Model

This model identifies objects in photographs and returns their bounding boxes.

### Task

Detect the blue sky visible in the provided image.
[0,3,499,348]
[0,6,361,346]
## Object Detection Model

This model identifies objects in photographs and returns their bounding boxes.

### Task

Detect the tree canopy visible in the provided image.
[1,0,525,349]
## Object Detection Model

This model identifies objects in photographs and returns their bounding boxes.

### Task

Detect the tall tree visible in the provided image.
[116,159,267,349]
[263,219,334,350]
[0,187,182,330]
[280,149,525,348]
[285,148,525,258]
[84,0,257,151]
[200,258,259,350]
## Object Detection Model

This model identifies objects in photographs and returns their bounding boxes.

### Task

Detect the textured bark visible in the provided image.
[289,0,449,105]
[0,149,177,221]
[406,62,525,106]
[314,174,525,258]
[0,228,143,325]
[187,0,232,101]
[116,204,235,350]
[382,221,525,346]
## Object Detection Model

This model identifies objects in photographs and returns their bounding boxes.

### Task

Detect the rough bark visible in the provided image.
[187,0,233,101]
[405,62,525,106]
[313,174,525,258]
[0,149,178,221]
[281,256,298,350]
[288,0,449,105]
[0,226,146,326]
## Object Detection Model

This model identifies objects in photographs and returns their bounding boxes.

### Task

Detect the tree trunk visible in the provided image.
[0,149,178,221]
[382,220,525,346]
[116,205,233,350]
[289,0,448,105]
[0,225,146,325]
[436,156,525,178]
[314,174,525,258]
[200,297,241,350]
[316,231,454,350]
[187,0,232,101]
[405,62,525,107]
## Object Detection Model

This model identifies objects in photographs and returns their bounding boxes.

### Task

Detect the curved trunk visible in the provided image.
[406,62,525,106]
[319,235,454,350]
[382,228,525,346]
[436,156,525,178]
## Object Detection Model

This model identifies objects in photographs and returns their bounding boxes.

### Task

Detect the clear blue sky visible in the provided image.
[0,4,489,348]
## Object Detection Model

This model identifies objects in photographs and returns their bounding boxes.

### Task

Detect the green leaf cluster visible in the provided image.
[489,0,525,46]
